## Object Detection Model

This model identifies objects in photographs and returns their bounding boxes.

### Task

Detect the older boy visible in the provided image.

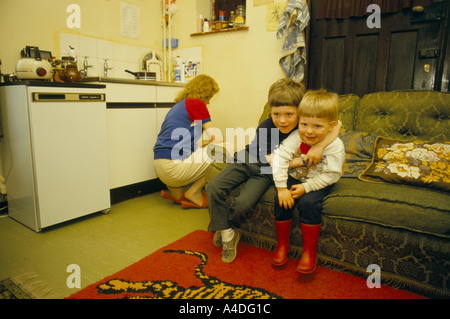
[272,89,345,273]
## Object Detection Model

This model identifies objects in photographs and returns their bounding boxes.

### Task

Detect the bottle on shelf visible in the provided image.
[203,18,209,32]
[228,11,236,28]
[235,5,245,27]
[174,56,182,83]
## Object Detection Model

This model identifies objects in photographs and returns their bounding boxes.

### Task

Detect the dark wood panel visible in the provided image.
[387,31,418,91]
[321,37,345,93]
[307,0,449,95]
[353,34,379,96]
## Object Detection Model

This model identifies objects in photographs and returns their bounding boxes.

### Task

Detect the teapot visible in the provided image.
[60,64,86,82]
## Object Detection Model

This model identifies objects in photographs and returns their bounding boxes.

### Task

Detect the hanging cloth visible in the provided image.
[277,0,310,82]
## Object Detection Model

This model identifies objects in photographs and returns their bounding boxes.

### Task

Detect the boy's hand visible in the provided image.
[265,153,274,166]
[277,188,294,210]
[303,146,325,168]
[290,184,305,199]
[289,156,304,168]
[201,135,215,147]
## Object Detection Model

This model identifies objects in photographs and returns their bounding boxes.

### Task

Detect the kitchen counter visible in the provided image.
[0,77,183,203]
[0,77,185,88]
[0,80,105,89]
[83,76,185,87]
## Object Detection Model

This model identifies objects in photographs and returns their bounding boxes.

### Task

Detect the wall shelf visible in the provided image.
[190,26,249,37]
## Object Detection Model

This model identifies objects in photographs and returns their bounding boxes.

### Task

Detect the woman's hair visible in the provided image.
[174,74,219,103]
[268,78,306,107]
[298,89,339,121]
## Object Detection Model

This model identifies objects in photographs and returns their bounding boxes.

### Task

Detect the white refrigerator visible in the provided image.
[0,83,111,231]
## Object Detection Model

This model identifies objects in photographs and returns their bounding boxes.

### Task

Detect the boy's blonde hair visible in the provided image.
[175,74,219,103]
[298,89,339,122]
[268,78,306,107]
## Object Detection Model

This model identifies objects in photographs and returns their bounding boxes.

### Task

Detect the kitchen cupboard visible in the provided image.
[92,80,183,193]
[107,108,158,188]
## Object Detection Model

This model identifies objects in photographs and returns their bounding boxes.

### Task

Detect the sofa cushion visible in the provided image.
[359,137,450,192]
[337,94,360,130]
[354,90,450,142]
[323,178,450,238]
[339,128,378,177]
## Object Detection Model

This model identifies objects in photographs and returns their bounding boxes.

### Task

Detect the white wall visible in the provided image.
[0,0,290,134]
[174,0,287,135]
[0,0,162,74]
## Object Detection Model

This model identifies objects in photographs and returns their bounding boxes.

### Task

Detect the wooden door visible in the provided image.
[307,0,449,96]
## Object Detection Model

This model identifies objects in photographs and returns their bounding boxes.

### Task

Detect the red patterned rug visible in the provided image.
[68,230,425,300]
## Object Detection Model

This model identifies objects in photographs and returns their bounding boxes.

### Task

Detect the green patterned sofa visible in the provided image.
[205,90,450,298]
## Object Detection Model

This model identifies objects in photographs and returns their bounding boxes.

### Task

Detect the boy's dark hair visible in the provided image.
[268,78,306,107]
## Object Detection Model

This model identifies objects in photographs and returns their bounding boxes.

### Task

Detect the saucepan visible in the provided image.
[125,69,156,80]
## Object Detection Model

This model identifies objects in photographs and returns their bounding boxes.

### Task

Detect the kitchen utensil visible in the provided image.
[125,69,156,81]
[60,64,87,82]
[2,74,18,83]
[141,51,163,69]
[15,46,53,80]
[145,50,162,81]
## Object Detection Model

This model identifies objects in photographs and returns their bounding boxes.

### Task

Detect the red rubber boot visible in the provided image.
[297,223,321,274]
[272,219,292,268]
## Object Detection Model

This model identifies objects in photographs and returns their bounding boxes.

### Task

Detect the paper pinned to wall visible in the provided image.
[121,1,140,38]
[254,0,274,6]
[266,1,286,32]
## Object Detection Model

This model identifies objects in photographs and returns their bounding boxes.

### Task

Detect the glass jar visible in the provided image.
[235,5,245,26]
[236,5,245,18]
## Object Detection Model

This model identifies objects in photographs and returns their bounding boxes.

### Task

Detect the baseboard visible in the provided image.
[0,199,8,216]
[110,179,165,205]
[0,181,164,213]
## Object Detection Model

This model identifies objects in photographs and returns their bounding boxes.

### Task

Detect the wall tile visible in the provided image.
[59,33,80,59]
[97,39,114,61]
[79,36,98,58]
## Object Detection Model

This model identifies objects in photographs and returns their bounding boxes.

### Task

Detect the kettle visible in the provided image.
[15,46,53,80]
[60,63,87,82]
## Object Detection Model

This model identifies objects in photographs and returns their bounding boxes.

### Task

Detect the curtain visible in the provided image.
[316,0,433,19]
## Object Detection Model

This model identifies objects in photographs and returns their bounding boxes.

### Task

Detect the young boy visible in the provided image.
[271,89,345,273]
[207,80,339,264]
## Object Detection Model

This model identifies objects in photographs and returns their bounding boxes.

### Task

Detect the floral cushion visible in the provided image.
[359,137,450,192]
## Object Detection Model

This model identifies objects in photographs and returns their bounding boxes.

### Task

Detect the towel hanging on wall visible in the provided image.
[277,0,310,82]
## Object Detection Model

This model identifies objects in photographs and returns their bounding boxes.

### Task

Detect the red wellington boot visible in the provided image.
[297,223,321,274]
[272,219,292,268]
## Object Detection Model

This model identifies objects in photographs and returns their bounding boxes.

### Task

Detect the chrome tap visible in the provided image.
[83,56,94,75]
[103,58,113,77]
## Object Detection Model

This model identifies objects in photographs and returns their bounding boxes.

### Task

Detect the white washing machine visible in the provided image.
[0,82,110,231]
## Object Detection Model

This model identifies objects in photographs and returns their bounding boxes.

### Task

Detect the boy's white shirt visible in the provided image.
[272,130,346,193]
